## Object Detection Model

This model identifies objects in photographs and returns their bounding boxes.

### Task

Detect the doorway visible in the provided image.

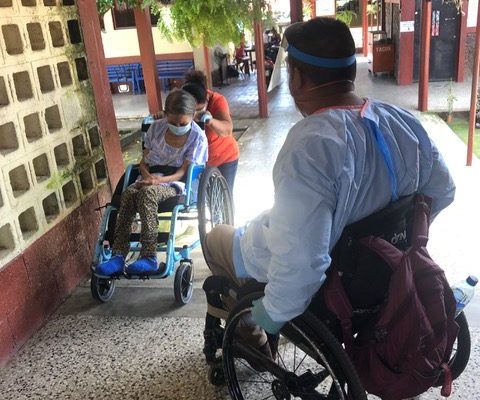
[413,0,460,82]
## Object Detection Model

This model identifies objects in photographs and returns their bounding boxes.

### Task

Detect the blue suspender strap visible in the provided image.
[364,118,399,202]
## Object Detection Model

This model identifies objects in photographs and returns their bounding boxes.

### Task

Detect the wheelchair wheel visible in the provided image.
[198,167,234,255]
[434,311,471,386]
[174,261,194,304]
[90,274,116,303]
[222,294,367,400]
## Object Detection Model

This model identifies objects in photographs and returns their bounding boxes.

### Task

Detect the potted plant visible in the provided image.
[336,10,357,27]
[446,80,457,124]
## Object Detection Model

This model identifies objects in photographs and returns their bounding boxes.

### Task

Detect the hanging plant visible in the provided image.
[96,0,169,15]
[152,0,271,47]
[442,0,464,13]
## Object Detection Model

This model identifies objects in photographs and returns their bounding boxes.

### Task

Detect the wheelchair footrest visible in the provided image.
[124,262,168,279]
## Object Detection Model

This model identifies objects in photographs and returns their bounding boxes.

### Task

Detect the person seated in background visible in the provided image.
[95,90,208,277]
[234,35,251,76]
[268,27,281,45]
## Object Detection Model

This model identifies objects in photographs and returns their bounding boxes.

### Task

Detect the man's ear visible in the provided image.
[289,66,306,93]
[288,66,298,92]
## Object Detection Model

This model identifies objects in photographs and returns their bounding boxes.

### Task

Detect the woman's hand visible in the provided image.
[135,175,166,187]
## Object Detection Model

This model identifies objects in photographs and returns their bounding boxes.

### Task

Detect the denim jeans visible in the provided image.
[217,159,238,195]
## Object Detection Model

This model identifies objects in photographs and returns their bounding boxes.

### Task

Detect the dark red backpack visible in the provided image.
[324,194,458,400]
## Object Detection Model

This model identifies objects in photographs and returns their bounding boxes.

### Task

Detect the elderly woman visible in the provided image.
[96,90,208,276]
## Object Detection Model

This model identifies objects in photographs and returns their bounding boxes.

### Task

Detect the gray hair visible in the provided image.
[164,89,197,116]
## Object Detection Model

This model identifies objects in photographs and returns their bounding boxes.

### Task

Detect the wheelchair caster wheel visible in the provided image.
[174,262,193,304]
[91,273,116,302]
[208,363,225,386]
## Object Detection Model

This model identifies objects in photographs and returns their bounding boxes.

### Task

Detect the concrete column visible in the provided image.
[203,43,213,90]
[418,0,432,112]
[467,0,480,165]
[254,20,268,118]
[456,4,468,83]
[77,0,124,188]
[362,0,368,57]
[397,0,415,85]
[134,8,162,114]
[290,0,303,23]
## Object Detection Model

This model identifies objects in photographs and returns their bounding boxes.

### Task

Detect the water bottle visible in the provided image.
[451,275,478,317]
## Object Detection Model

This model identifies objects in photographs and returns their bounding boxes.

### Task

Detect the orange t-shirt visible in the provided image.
[206,90,240,167]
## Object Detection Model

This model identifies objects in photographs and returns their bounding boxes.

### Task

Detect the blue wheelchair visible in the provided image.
[90,164,234,305]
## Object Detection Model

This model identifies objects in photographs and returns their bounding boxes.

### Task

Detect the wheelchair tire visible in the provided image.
[174,262,194,305]
[222,293,367,400]
[198,167,234,256]
[90,274,116,303]
[434,311,471,386]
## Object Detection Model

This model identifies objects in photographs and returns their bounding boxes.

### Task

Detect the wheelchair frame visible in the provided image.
[90,163,234,305]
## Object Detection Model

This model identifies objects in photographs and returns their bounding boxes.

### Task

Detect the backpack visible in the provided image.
[324,194,459,400]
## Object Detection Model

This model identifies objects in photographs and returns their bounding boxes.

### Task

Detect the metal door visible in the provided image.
[413,0,460,81]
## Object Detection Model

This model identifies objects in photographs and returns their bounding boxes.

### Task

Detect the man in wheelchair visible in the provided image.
[96,90,207,277]
[202,18,457,399]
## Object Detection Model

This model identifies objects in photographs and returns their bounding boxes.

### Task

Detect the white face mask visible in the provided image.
[168,122,191,136]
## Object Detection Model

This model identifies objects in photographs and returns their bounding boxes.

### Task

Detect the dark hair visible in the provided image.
[183,70,208,103]
[164,89,197,115]
[284,17,356,85]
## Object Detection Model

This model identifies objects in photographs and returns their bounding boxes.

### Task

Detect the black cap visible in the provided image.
[284,18,355,60]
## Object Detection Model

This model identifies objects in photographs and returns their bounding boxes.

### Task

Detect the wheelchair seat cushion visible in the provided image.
[158,195,185,212]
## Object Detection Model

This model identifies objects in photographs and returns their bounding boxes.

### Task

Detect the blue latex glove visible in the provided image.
[251,298,285,334]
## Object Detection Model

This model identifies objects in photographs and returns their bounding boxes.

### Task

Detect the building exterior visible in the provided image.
[0,0,114,365]
[383,0,476,85]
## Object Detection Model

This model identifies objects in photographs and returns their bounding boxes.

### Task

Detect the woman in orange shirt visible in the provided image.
[183,70,240,194]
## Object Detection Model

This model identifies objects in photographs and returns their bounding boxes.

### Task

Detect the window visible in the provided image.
[111,2,159,29]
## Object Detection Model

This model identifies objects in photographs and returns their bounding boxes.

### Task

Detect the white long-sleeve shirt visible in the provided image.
[232,99,455,323]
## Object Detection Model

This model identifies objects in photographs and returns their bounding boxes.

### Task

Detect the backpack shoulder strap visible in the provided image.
[324,271,354,352]
[410,194,432,248]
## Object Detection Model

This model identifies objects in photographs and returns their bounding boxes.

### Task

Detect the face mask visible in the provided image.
[290,76,355,118]
[168,122,191,136]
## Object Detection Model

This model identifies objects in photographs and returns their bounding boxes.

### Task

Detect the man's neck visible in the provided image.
[298,81,364,116]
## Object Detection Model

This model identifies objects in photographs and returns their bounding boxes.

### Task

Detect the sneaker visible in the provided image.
[95,255,125,276]
[126,256,158,275]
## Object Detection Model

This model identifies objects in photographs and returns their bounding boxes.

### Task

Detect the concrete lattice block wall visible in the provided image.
[0,0,107,266]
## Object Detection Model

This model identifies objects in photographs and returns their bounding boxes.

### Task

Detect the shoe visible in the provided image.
[95,255,125,276]
[126,256,158,274]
